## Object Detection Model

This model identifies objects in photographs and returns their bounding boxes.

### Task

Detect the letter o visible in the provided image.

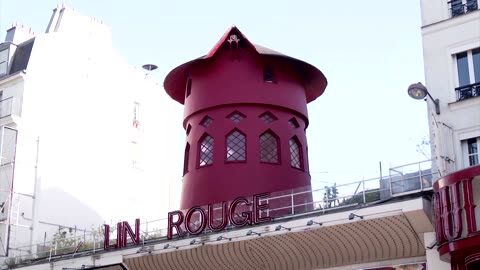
[185,207,207,235]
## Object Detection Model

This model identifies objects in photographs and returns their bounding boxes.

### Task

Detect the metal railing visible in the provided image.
[7,159,437,267]
[449,0,478,17]
[456,82,480,101]
[388,160,436,196]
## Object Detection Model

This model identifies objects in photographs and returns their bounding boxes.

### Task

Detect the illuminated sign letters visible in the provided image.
[103,192,271,249]
[104,218,140,250]
[167,192,271,239]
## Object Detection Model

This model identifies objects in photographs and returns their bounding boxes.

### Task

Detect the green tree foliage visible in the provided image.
[50,226,104,255]
[323,183,339,208]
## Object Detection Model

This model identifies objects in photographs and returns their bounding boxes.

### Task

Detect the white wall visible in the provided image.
[424,232,451,270]
[420,4,480,175]
[1,6,184,255]
[420,0,449,27]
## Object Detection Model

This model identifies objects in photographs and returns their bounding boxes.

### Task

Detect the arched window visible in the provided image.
[226,129,246,162]
[289,136,303,169]
[183,143,190,176]
[198,134,214,167]
[260,130,279,164]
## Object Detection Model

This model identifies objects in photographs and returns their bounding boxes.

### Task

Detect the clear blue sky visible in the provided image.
[1,0,429,188]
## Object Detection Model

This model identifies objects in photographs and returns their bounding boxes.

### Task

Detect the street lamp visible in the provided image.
[142,64,158,71]
[407,82,440,115]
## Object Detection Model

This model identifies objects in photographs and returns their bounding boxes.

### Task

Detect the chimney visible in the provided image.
[5,23,35,44]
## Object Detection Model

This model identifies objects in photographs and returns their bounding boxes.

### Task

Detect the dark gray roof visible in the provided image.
[9,38,35,74]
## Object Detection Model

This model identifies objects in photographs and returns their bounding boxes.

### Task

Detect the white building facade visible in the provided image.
[419,0,480,176]
[419,1,480,269]
[0,5,180,262]
[2,1,479,269]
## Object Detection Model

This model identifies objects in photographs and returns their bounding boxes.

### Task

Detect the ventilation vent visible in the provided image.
[200,116,214,127]
[263,68,275,83]
[227,111,246,123]
[259,112,278,123]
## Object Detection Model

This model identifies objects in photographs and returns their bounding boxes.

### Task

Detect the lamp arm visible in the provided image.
[426,91,440,115]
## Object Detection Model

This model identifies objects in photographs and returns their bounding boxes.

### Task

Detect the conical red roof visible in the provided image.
[164,26,327,104]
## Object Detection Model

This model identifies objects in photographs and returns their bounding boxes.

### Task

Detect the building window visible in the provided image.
[260,130,279,163]
[449,0,478,17]
[289,136,303,170]
[186,78,192,98]
[467,138,479,166]
[227,111,246,123]
[455,48,480,100]
[263,68,275,83]
[133,102,140,128]
[198,134,214,167]
[200,115,214,127]
[0,49,8,76]
[186,124,192,135]
[457,52,470,86]
[259,111,278,123]
[184,143,190,175]
[467,0,479,11]
[226,129,246,162]
[288,117,300,128]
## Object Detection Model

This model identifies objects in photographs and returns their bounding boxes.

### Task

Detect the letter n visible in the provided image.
[123,218,141,246]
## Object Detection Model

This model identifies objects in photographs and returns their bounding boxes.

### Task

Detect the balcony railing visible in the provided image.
[456,82,480,101]
[7,160,436,267]
[449,0,479,17]
[0,97,20,119]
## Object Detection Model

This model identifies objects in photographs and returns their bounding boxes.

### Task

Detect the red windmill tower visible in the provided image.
[164,26,327,210]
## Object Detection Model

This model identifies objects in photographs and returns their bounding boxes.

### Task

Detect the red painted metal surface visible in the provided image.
[164,26,327,210]
[433,165,480,268]
[164,27,327,105]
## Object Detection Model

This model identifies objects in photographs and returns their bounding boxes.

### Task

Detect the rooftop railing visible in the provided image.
[6,159,437,267]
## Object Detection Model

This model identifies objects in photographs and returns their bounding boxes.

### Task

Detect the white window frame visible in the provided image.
[0,49,9,76]
[454,47,480,87]
[462,137,480,168]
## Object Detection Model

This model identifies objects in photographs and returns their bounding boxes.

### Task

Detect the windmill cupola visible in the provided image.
[164,26,327,209]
